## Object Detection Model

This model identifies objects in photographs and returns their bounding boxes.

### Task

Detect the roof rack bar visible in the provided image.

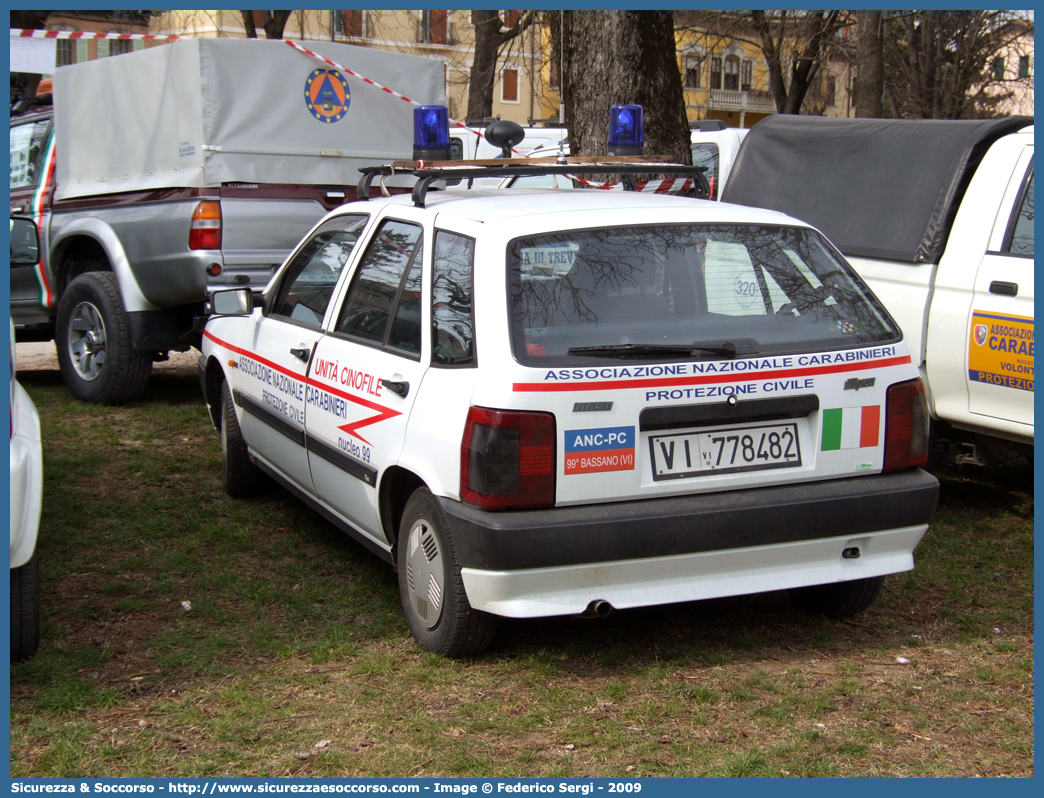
[411,174,442,206]
[358,161,710,207]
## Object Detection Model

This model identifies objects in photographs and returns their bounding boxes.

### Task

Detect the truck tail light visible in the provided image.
[461,406,555,511]
[882,378,930,472]
[189,201,222,250]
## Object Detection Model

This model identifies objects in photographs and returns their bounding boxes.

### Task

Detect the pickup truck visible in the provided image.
[9,37,444,404]
[722,116,1033,467]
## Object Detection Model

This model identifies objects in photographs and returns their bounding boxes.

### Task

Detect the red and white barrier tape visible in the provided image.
[12,28,181,41]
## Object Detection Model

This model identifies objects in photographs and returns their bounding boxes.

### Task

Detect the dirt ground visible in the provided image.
[15,341,200,377]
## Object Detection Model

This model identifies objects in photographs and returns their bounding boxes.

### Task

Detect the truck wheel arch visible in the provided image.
[49,218,158,313]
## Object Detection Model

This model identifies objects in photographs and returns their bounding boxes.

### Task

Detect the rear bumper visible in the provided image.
[461,525,928,618]
[439,469,939,618]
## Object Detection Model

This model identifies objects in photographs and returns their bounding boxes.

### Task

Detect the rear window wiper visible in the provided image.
[566,342,749,359]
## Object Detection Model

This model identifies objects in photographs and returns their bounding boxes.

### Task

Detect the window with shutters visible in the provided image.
[683,56,701,89]
[420,10,448,44]
[56,39,76,66]
[501,67,519,103]
[335,11,364,38]
[109,39,135,56]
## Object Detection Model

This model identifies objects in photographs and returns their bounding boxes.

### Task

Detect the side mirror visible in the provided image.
[10,217,39,266]
[210,287,254,317]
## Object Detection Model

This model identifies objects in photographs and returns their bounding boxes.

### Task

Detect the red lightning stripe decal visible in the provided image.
[203,330,401,445]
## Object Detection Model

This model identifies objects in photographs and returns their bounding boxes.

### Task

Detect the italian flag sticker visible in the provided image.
[821,406,880,450]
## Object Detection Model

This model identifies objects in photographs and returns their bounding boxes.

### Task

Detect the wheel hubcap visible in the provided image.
[67,301,107,381]
[405,517,444,631]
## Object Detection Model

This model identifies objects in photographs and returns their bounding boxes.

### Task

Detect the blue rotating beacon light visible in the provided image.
[608,104,644,156]
[413,105,451,161]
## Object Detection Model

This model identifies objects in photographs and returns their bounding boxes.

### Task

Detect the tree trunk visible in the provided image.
[855,10,884,117]
[241,11,257,38]
[467,10,501,120]
[263,11,292,40]
[562,10,690,163]
[751,10,846,115]
[241,10,291,40]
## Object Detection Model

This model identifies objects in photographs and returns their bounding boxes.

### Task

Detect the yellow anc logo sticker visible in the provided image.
[304,68,350,123]
[968,310,1034,392]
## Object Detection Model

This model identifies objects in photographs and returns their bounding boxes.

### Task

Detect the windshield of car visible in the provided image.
[508,224,899,364]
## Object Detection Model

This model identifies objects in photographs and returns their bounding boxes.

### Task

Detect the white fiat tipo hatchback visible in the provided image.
[200,110,938,657]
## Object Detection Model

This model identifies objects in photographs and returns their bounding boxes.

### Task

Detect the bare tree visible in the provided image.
[855,10,884,117]
[749,10,849,115]
[882,11,1034,119]
[555,10,691,162]
[467,11,537,120]
[240,10,292,40]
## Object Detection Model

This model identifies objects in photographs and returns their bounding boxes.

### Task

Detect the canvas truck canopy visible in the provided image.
[52,38,446,200]
[721,115,1033,264]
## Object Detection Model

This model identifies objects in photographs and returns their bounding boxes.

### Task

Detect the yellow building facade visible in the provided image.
[537,20,853,127]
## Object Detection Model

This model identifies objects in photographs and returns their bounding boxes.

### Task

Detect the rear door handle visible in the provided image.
[382,379,409,398]
[989,280,1018,296]
[290,347,310,362]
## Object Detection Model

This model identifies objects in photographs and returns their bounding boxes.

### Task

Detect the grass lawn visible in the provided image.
[10,365,1033,777]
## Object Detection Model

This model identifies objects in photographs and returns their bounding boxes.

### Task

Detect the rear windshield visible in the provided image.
[508,224,899,364]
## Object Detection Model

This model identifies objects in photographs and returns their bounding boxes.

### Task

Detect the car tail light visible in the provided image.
[883,378,930,472]
[461,406,555,510]
[189,201,222,250]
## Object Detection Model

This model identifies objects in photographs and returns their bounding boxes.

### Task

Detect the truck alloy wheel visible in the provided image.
[66,299,107,381]
[55,272,152,404]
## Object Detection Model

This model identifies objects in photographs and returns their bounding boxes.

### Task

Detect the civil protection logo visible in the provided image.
[304,69,350,123]
[974,324,988,346]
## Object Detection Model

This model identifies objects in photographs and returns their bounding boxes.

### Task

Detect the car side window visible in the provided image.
[691,143,720,199]
[9,119,51,190]
[335,219,424,357]
[1005,170,1033,257]
[432,231,476,366]
[270,215,369,327]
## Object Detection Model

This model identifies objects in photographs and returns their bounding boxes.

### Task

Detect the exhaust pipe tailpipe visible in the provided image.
[578,599,614,619]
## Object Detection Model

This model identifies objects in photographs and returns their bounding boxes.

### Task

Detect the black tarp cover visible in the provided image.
[721,115,1032,264]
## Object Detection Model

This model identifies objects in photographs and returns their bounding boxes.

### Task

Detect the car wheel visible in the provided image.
[56,272,152,404]
[221,380,267,497]
[11,551,40,662]
[789,576,885,618]
[397,488,496,657]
